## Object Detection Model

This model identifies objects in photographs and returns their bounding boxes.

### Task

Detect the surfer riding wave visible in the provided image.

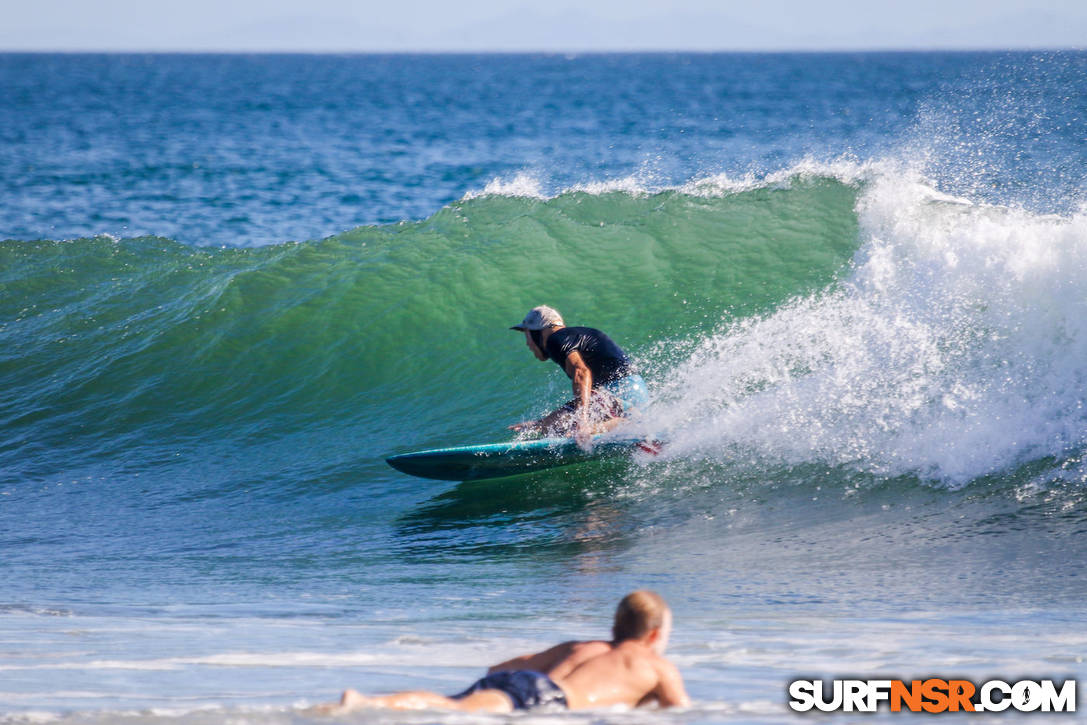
[509,306,648,446]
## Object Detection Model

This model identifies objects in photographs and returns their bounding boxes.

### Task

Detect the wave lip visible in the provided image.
[460,157,876,201]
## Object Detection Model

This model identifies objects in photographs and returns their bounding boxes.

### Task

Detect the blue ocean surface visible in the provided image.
[1,52,1086,723]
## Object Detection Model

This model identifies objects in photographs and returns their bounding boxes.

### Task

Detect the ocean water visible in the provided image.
[2,52,1087,723]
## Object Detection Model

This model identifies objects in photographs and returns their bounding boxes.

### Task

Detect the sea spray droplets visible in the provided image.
[461,173,548,200]
[651,172,1087,486]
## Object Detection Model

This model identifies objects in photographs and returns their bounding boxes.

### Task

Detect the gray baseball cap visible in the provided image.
[510,305,565,331]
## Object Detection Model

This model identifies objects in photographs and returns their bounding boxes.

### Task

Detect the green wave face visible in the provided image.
[0,176,861,477]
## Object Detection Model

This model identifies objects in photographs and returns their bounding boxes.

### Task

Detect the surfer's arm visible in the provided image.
[564,352,592,432]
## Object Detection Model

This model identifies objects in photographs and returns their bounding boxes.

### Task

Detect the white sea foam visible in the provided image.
[0,637,540,673]
[649,168,1087,486]
[0,605,71,617]
[677,157,876,197]
[460,157,875,202]
[461,173,548,200]
[0,652,380,672]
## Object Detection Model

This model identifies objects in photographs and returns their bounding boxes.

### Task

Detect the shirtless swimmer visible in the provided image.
[322,590,689,713]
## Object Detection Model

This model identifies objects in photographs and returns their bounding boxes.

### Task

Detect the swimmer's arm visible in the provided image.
[486,641,577,675]
[652,661,691,708]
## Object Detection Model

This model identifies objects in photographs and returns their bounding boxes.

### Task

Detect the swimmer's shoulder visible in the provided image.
[569,639,612,657]
[547,640,613,677]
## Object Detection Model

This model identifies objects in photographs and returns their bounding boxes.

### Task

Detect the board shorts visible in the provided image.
[601,373,650,414]
[451,670,568,711]
[559,373,649,421]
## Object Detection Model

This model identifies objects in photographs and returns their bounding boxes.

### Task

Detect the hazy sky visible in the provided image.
[3,0,1086,52]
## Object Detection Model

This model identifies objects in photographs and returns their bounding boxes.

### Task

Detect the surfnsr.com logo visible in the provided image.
[788,679,1077,713]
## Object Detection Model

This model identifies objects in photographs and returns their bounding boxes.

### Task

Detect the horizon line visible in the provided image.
[1,46,1085,55]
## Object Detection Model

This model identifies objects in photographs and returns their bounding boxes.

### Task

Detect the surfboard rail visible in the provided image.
[386,435,662,481]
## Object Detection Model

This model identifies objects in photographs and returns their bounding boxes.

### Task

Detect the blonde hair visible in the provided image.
[612,590,669,642]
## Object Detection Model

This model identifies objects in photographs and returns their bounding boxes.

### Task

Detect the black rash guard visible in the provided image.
[544,326,632,386]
